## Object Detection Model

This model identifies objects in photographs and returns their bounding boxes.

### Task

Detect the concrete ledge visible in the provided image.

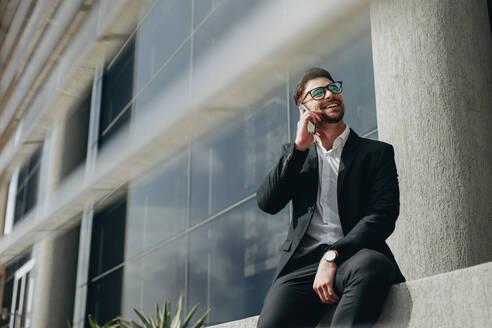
[208,262,491,328]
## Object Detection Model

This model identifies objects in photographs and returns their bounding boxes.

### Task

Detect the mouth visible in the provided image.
[324,103,340,110]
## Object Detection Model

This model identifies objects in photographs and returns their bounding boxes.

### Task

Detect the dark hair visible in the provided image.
[293,67,334,106]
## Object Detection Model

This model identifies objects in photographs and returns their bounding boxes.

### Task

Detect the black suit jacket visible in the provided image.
[257,128,405,283]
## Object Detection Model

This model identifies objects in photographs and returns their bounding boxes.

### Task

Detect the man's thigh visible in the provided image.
[257,263,329,328]
[331,248,396,326]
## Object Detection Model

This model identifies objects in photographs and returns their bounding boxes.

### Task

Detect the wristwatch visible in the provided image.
[323,249,338,262]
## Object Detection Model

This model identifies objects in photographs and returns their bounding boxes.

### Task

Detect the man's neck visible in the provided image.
[315,121,347,151]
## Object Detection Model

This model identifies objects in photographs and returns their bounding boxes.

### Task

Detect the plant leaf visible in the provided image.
[155,302,163,327]
[170,296,182,328]
[165,300,171,327]
[88,314,100,328]
[134,308,152,327]
[118,317,133,328]
[190,308,211,328]
[160,299,166,325]
[181,303,199,328]
[120,318,145,328]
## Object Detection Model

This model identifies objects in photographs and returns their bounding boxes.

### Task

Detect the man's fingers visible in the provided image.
[305,111,322,123]
[313,285,327,303]
[320,286,331,303]
[299,112,321,127]
[326,286,339,303]
[322,286,338,304]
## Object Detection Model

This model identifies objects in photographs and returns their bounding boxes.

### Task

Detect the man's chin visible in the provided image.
[322,113,344,124]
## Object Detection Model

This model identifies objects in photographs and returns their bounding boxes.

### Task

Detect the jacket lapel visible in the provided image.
[337,128,361,208]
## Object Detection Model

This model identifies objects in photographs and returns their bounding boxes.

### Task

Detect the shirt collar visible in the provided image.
[314,125,350,154]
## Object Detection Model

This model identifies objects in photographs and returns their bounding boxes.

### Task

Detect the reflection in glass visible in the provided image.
[193,0,219,28]
[133,42,191,118]
[121,236,186,322]
[86,268,123,328]
[189,88,288,225]
[99,37,135,148]
[135,0,191,94]
[14,147,41,225]
[191,0,262,90]
[126,153,188,259]
[187,198,289,325]
[89,198,127,278]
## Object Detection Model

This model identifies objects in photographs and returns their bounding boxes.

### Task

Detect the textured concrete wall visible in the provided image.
[375,262,491,328]
[31,226,80,327]
[31,115,84,327]
[370,0,492,280]
[207,262,492,328]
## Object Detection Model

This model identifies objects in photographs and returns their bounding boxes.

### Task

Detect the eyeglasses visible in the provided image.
[301,81,343,104]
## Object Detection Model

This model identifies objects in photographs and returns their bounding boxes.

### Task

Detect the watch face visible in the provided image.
[325,250,336,261]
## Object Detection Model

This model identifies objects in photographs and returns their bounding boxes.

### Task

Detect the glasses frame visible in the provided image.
[301,81,343,104]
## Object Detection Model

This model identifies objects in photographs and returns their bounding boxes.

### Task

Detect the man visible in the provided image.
[256,67,405,328]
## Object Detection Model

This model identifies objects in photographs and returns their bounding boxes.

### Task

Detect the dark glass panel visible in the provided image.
[187,198,289,325]
[0,278,13,326]
[99,38,135,148]
[24,167,38,214]
[61,92,90,179]
[14,187,25,224]
[85,268,123,327]
[13,147,41,224]
[89,198,127,278]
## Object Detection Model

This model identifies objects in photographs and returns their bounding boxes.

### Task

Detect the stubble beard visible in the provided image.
[320,104,345,123]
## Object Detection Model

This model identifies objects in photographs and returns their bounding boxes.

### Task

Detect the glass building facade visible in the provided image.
[83,0,378,326]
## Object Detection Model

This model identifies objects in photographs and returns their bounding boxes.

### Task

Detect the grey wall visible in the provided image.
[370,0,492,280]
[31,103,89,327]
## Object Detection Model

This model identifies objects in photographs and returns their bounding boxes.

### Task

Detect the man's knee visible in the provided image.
[342,249,396,287]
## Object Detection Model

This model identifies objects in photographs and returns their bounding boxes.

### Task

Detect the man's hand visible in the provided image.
[294,107,322,151]
[313,259,339,304]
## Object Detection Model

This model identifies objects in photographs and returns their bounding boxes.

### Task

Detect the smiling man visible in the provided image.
[256,67,405,327]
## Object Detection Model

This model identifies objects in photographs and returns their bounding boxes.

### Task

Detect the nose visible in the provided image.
[323,87,334,99]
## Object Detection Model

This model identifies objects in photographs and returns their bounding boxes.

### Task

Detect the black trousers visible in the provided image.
[257,248,396,328]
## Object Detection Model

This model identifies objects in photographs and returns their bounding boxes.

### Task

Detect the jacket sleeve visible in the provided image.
[332,144,400,266]
[256,143,309,214]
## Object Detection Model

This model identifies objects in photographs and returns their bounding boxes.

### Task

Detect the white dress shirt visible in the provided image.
[293,125,350,259]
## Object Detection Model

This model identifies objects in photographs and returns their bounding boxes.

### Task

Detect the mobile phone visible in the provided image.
[300,104,316,134]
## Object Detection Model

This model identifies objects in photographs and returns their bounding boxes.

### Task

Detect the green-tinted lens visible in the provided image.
[310,88,325,99]
[328,83,341,94]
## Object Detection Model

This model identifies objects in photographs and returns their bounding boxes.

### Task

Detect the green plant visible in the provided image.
[67,315,120,328]
[88,315,121,328]
[119,296,210,328]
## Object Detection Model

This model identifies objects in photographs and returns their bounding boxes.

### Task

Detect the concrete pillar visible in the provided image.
[370,0,492,280]
[31,109,86,327]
